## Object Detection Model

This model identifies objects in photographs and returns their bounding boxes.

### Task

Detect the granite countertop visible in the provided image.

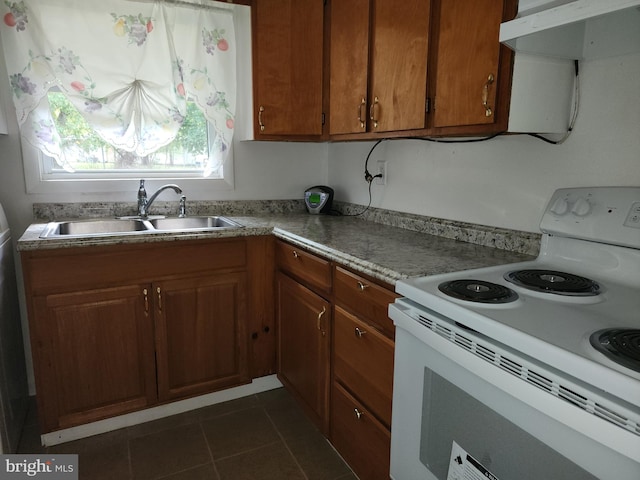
[18,214,535,285]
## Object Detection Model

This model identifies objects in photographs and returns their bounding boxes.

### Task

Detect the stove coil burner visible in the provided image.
[505,269,600,296]
[438,280,518,304]
[590,329,640,373]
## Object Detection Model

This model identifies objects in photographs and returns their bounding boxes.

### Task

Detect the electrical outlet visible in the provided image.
[375,160,387,185]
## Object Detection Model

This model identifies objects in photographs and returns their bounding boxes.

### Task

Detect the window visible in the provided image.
[43,91,221,179]
[2,0,253,194]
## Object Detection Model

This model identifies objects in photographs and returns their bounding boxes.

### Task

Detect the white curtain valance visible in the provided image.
[0,0,236,174]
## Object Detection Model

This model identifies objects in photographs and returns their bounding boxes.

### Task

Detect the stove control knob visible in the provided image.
[549,197,570,215]
[572,197,592,217]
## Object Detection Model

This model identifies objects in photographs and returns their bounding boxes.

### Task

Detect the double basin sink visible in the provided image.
[40,216,243,239]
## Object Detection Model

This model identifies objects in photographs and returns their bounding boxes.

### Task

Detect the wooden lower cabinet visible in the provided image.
[331,266,397,479]
[33,285,156,432]
[275,240,396,477]
[22,237,269,433]
[331,382,391,480]
[276,271,330,433]
[154,273,249,402]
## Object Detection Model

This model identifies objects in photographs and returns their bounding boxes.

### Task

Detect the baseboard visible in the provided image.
[41,375,283,447]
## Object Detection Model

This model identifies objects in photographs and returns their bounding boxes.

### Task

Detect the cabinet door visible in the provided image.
[431,0,505,128]
[369,0,431,133]
[276,272,330,432]
[328,0,371,135]
[253,0,324,137]
[33,285,156,432]
[155,273,249,401]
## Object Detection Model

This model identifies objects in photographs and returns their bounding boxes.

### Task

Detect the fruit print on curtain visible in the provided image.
[0,0,236,176]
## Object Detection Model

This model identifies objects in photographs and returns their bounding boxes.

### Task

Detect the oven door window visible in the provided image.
[420,368,596,480]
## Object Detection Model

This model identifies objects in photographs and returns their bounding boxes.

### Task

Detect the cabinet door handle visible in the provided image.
[358,97,366,129]
[156,286,162,312]
[258,105,265,132]
[292,250,299,259]
[357,281,369,291]
[369,96,379,128]
[317,306,327,336]
[355,327,367,338]
[143,288,149,315]
[482,74,495,117]
[354,408,364,420]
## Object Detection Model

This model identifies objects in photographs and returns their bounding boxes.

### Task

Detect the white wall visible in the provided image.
[328,53,640,233]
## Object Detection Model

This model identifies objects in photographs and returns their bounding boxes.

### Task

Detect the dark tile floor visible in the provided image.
[18,388,356,480]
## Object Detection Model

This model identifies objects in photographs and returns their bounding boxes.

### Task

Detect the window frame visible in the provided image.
[22,135,235,194]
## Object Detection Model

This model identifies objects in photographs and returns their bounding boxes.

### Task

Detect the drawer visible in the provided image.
[333,306,394,427]
[330,382,391,480]
[334,266,398,337]
[276,240,331,293]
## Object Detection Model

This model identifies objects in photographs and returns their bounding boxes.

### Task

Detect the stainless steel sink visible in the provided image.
[149,216,243,231]
[40,219,151,238]
[39,216,242,238]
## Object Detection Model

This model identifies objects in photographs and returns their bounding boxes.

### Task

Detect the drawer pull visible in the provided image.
[355,327,367,338]
[357,281,369,291]
[354,408,364,420]
[317,306,327,336]
[292,250,299,259]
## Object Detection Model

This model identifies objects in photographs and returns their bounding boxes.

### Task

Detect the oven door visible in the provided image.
[389,300,640,480]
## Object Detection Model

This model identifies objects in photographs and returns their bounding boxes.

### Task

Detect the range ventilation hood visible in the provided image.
[500,0,640,59]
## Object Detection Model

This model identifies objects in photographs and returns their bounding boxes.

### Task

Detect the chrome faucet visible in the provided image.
[137,179,183,218]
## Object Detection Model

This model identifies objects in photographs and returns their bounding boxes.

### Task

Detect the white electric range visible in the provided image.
[389,187,640,480]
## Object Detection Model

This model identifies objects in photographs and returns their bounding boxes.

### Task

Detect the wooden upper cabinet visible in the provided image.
[255,0,515,139]
[328,0,371,135]
[369,0,431,133]
[430,0,515,132]
[253,0,324,138]
[329,0,431,135]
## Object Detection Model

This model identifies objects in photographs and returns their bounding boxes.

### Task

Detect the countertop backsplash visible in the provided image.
[335,202,541,256]
[32,199,308,221]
